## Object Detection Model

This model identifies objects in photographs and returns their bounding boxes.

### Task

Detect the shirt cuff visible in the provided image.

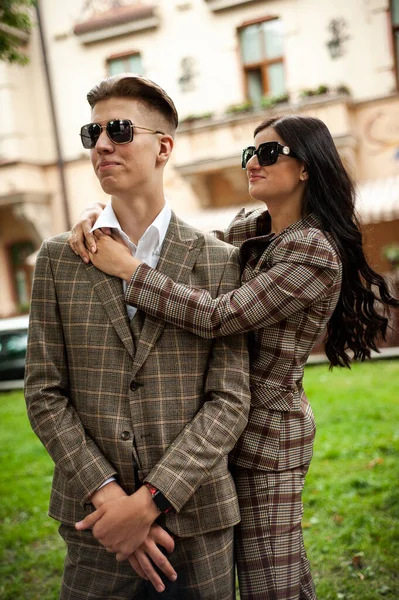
[96,477,116,490]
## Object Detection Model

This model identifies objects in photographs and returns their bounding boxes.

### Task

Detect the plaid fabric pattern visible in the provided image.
[25,213,250,538]
[59,524,235,599]
[125,210,342,472]
[233,466,316,600]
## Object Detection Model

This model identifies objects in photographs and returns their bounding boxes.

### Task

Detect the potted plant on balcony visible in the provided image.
[225,101,254,115]
[260,93,289,109]
[179,112,214,126]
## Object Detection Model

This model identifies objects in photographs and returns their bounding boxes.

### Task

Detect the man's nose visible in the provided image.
[95,129,114,152]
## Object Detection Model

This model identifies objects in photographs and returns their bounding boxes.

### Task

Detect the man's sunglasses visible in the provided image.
[241,141,299,169]
[80,119,165,149]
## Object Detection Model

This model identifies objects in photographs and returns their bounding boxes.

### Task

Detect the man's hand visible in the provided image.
[128,524,177,593]
[90,480,127,509]
[89,230,142,281]
[75,486,160,561]
[69,202,106,262]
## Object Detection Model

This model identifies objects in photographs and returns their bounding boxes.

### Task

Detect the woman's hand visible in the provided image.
[89,230,142,281]
[69,202,106,262]
[128,524,177,593]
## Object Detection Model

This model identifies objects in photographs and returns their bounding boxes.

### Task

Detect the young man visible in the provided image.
[24,74,250,600]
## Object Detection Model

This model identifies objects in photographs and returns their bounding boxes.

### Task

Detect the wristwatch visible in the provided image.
[144,482,175,514]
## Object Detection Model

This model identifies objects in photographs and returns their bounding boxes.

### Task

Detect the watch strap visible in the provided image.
[144,483,175,514]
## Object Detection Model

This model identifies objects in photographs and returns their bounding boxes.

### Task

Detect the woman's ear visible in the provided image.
[300,164,309,182]
[157,135,174,164]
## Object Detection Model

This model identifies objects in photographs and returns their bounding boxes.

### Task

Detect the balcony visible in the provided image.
[73,3,159,44]
[205,0,263,12]
[174,94,357,208]
[0,189,52,245]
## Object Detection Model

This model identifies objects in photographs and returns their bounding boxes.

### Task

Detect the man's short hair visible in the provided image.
[87,74,179,133]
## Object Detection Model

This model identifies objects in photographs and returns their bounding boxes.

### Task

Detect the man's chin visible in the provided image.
[98,178,120,196]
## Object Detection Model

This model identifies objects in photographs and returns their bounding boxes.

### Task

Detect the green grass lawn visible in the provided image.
[0,359,398,599]
[302,360,399,600]
[0,388,64,600]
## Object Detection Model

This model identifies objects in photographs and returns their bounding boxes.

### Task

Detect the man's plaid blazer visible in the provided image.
[24,212,250,537]
[124,209,343,473]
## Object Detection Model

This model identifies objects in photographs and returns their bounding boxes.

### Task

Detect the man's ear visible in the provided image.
[157,135,174,164]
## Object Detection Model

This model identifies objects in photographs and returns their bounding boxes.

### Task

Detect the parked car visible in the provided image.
[0,315,29,391]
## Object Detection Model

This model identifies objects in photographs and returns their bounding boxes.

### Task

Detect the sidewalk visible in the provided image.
[307,345,399,365]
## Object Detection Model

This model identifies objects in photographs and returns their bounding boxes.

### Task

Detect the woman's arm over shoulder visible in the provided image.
[124,227,341,339]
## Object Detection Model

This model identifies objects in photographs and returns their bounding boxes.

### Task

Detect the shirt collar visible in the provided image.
[148,201,172,250]
[91,201,172,251]
[91,203,121,232]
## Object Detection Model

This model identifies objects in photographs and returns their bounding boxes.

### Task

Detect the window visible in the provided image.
[239,18,286,105]
[8,241,34,310]
[392,0,399,87]
[107,53,143,76]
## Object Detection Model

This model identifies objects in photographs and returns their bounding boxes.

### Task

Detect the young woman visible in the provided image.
[70,115,398,600]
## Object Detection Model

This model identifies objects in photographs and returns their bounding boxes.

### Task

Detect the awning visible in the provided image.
[356,175,399,224]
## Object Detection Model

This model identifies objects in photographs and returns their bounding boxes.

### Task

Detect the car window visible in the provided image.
[0,331,28,359]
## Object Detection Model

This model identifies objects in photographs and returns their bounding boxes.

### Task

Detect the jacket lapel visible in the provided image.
[85,262,135,359]
[131,212,205,375]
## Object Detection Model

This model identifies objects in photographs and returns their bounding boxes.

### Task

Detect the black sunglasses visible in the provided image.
[241,141,299,169]
[80,119,165,149]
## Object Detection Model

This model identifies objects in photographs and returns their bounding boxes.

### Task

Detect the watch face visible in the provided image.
[145,483,175,514]
[153,490,174,513]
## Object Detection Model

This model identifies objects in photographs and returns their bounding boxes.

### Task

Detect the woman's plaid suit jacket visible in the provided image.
[124,209,342,472]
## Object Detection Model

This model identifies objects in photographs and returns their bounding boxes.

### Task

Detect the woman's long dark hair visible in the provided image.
[254,115,398,367]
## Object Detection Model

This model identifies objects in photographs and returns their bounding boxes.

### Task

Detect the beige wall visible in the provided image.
[2,0,397,165]
[354,96,399,181]
[0,0,398,315]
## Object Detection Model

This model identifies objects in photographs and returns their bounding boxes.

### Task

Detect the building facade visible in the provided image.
[0,0,398,318]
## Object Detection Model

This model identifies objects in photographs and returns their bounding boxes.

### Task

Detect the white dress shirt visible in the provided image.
[91,201,172,320]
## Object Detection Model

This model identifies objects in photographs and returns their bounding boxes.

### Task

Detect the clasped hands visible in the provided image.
[76,484,177,593]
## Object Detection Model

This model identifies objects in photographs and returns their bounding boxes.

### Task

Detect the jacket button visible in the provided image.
[121,431,131,441]
[130,381,140,391]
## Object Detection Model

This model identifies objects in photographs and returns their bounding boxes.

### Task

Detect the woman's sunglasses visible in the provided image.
[241,141,299,169]
[80,119,165,149]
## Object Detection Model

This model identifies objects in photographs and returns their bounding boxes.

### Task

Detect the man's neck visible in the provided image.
[111,194,165,245]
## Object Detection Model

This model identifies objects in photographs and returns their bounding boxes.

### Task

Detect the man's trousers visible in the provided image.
[58,523,235,600]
